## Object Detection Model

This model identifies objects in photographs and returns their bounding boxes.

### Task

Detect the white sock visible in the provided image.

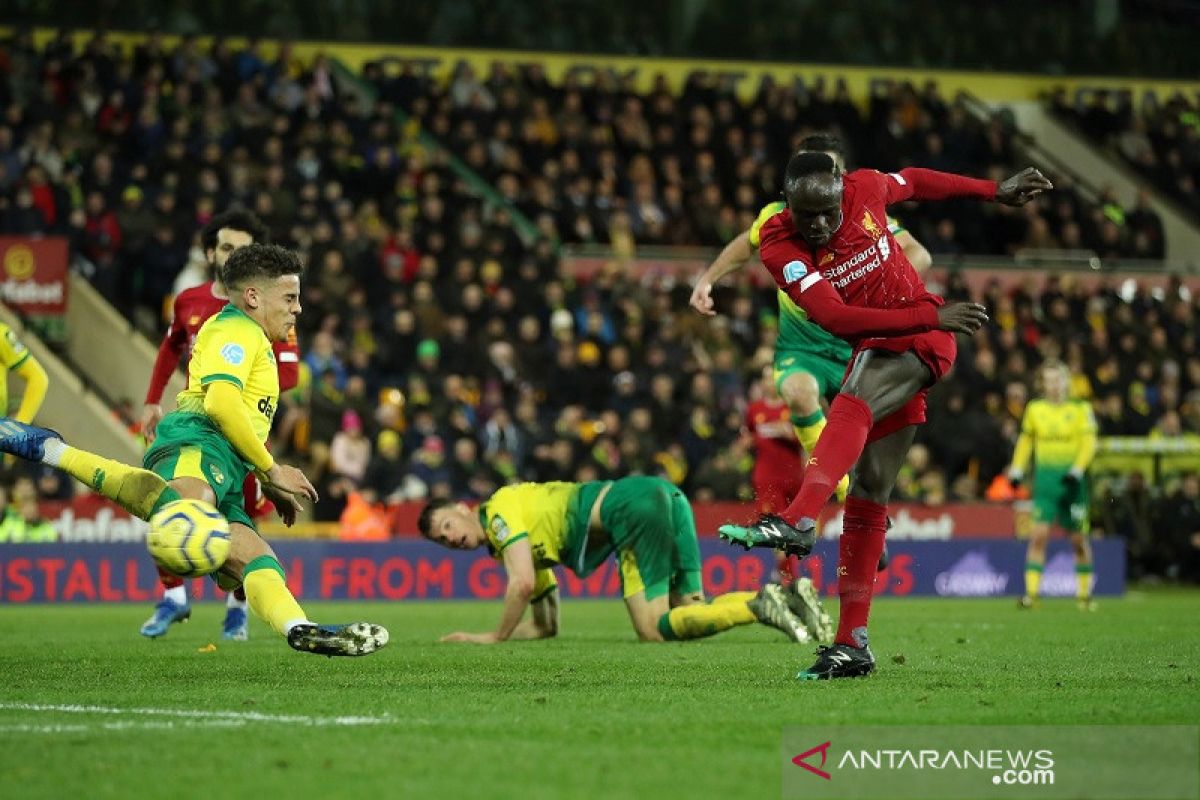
[42,438,66,467]
[282,619,313,635]
[163,585,188,605]
[225,592,248,610]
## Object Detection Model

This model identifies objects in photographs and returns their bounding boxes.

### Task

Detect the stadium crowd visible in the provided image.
[0,31,1198,580]
[1051,86,1200,220]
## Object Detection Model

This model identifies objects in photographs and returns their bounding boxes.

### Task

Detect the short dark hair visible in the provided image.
[783,151,839,199]
[797,132,845,159]
[201,209,268,252]
[417,498,457,539]
[222,243,303,290]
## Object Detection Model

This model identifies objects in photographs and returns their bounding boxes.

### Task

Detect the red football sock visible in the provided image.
[783,394,873,526]
[157,564,184,590]
[834,496,888,647]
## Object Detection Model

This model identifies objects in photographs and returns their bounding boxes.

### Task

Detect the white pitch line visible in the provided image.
[0,702,394,727]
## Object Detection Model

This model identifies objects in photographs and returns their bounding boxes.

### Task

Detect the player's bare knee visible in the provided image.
[782,372,820,417]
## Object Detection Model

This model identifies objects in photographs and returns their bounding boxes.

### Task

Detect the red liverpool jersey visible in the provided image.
[757,168,995,342]
[145,281,300,403]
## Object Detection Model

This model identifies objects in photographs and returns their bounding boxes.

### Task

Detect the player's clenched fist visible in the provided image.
[936,302,989,334]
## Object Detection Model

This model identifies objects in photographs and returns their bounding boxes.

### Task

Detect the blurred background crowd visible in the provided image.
[0,22,1197,579]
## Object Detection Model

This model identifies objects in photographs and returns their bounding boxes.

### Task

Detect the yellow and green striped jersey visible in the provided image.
[0,322,32,416]
[1012,399,1098,475]
[749,202,911,360]
[480,482,584,599]
[175,304,279,442]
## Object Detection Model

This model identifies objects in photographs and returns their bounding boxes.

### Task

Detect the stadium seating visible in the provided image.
[0,31,1197,581]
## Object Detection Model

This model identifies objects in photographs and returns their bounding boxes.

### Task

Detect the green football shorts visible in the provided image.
[143,412,256,530]
[774,349,849,403]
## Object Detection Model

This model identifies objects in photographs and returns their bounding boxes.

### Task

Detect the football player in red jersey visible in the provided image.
[743,365,803,583]
[721,152,1050,678]
[139,209,301,641]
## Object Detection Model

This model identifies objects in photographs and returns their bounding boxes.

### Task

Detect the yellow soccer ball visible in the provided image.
[146,498,231,578]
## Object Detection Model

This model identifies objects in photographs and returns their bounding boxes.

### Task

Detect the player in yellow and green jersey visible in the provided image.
[0,244,388,656]
[419,475,834,644]
[0,321,49,424]
[1006,360,1099,610]
[690,133,930,578]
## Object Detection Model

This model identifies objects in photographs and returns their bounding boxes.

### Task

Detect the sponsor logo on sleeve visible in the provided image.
[490,515,511,543]
[782,260,808,284]
[220,343,246,365]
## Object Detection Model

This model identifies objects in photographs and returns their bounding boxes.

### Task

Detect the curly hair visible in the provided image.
[200,209,268,252]
[221,243,304,290]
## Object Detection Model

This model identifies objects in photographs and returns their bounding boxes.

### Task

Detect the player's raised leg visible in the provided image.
[721,350,928,558]
[779,367,850,502]
[0,419,183,519]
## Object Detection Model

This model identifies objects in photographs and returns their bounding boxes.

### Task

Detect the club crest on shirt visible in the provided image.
[782,260,808,284]
[819,252,835,266]
[220,343,245,365]
[5,329,26,355]
[188,315,201,327]
[491,515,511,542]
[859,210,883,238]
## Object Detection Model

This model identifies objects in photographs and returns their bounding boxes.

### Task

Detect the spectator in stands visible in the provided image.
[1160,473,1200,583]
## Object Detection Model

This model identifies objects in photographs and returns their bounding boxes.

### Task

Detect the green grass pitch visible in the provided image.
[1,591,1197,799]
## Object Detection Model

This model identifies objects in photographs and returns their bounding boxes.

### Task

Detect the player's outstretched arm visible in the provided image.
[884,166,1052,206]
[690,230,754,316]
[783,274,988,338]
[442,537,538,644]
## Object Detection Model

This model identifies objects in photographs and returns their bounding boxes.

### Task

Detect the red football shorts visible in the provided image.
[243,472,275,520]
[851,330,957,443]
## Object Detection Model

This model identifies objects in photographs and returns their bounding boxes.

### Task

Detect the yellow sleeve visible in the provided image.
[531,567,558,600]
[203,381,274,472]
[1011,405,1036,474]
[1072,403,1098,473]
[482,490,529,554]
[12,355,48,423]
[747,201,787,249]
[193,316,263,392]
[0,325,31,370]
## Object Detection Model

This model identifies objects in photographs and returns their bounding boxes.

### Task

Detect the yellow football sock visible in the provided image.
[1024,563,1044,599]
[1075,564,1093,600]
[794,412,849,501]
[59,446,177,519]
[657,595,756,640]
[794,411,826,456]
[243,556,309,637]
[710,591,756,606]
